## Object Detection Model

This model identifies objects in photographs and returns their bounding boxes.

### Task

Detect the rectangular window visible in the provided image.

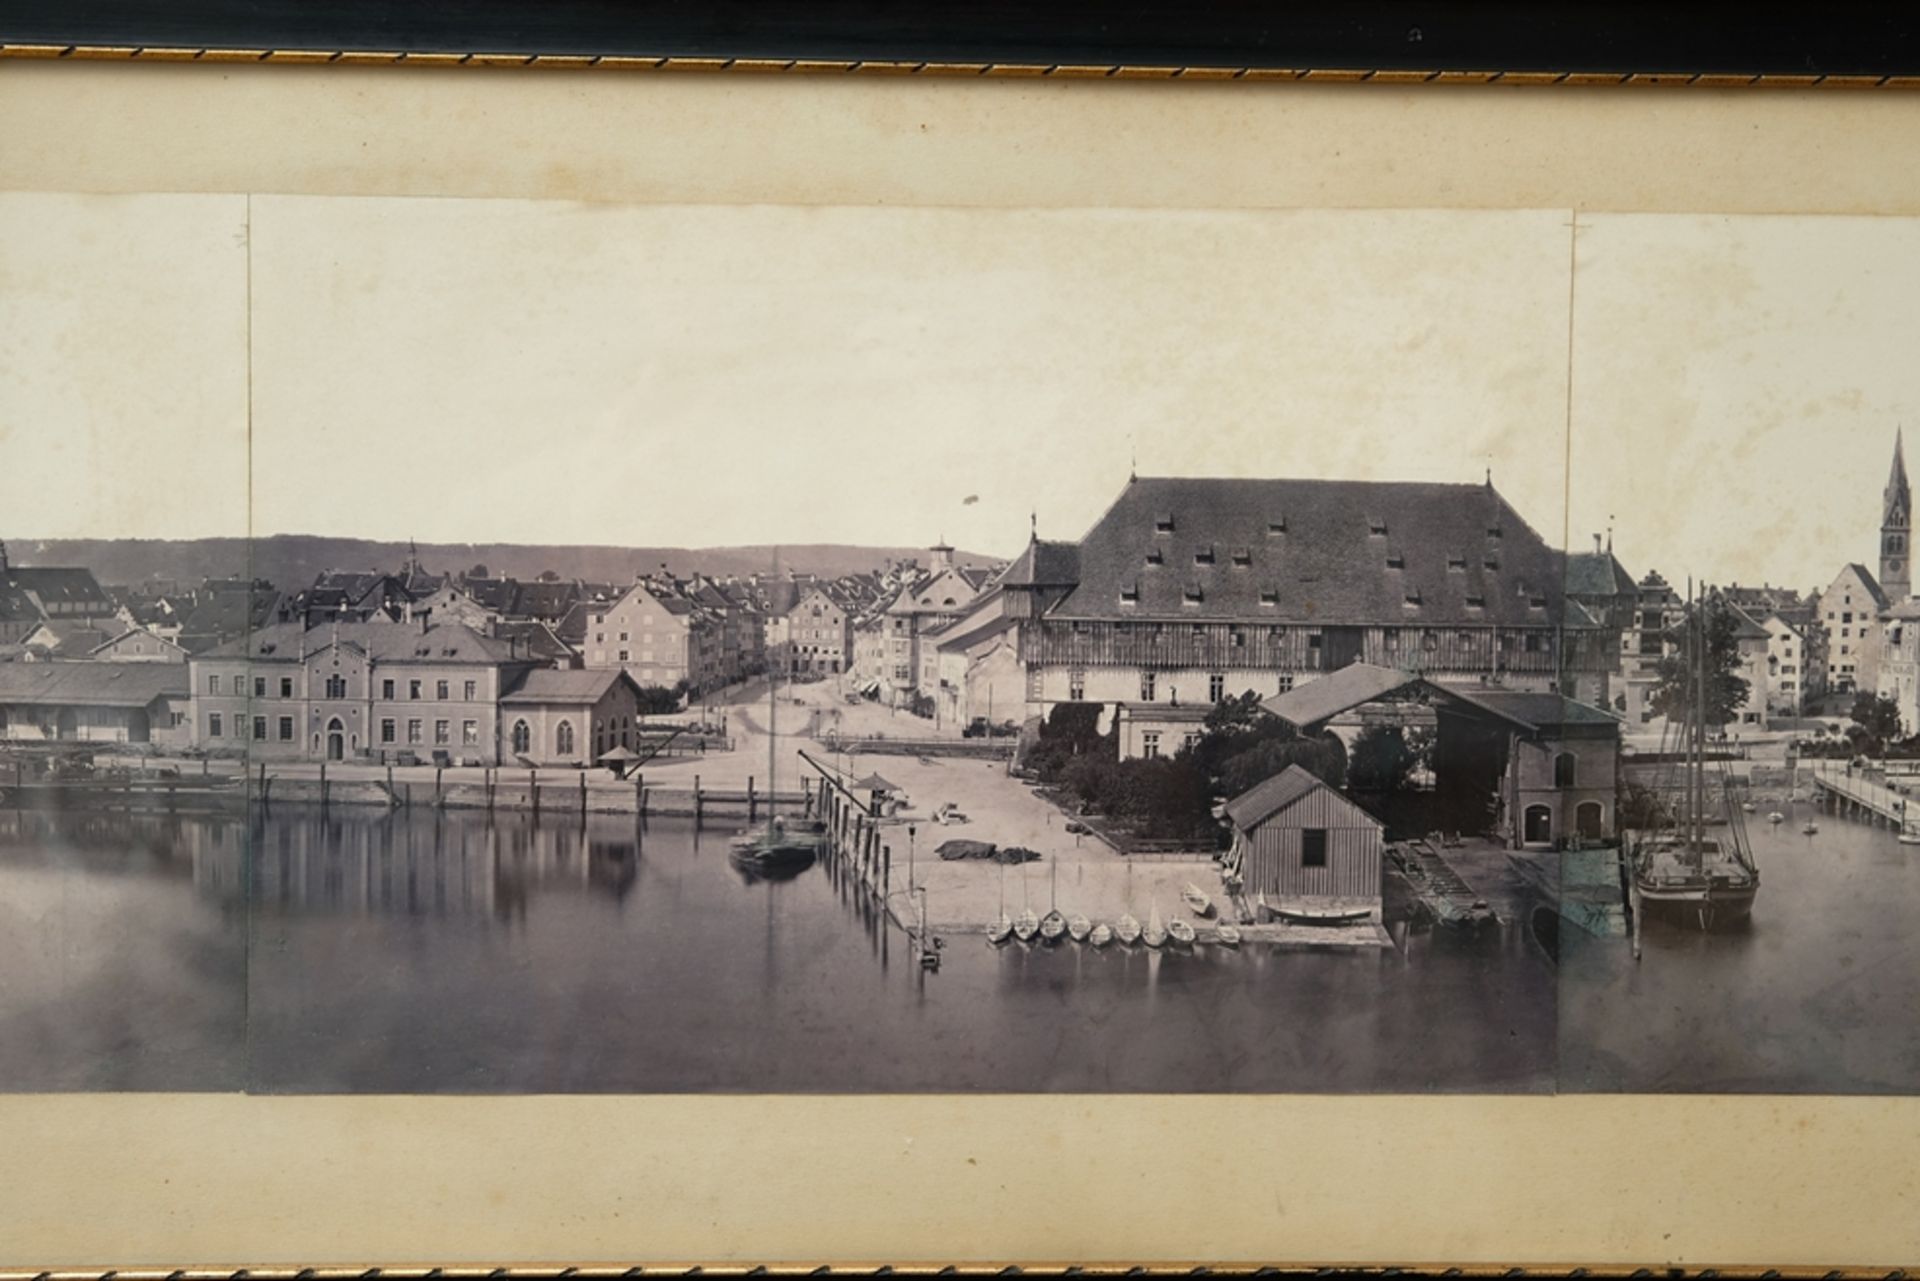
[207,674,220,694]
[436,680,450,700]
[380,719,396,744]
[254,676,267,698]
[1209,672,1225,701]
[463,720,479,745]
[1069,669,1085,701]
[1302,828,1329,868]
[382,679,395,700]
[435,720,450,745]
[619,650,631,662]
[1140,671,1157,702]
[280,677,293,698]
[1277,674,1295,693]
[1142,731,1161,759]
[253,716,267,740]
[277,716,293,741]
[326,674,346,699]
[463,680,477,701]
[407,719,423,744]
[207,712,223,738]
[409,680,422,700]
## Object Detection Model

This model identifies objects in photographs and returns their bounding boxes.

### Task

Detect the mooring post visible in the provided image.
[530,768,539,818]
[486,767,495,812]
[436,765,444,808]
[387,763,395,798]
[748,775,756,821]
[695,773,703,826]
[882,843,891,897]
[404,782,412,809]
[320,760,328,809]
[580,770,587,817]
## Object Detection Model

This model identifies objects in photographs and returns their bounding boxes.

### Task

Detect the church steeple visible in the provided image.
[1883,428,1912,601]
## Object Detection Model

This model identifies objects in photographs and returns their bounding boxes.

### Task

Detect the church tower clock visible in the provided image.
[1883,428,1912,602]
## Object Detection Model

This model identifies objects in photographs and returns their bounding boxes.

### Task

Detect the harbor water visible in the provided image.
[4,804,1554,1093]
[1559,811,1920,1093]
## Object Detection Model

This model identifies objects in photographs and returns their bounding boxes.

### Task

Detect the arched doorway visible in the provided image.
[326,717,345,761]
[1575,800,1604,840]
[1523,803,1553,844]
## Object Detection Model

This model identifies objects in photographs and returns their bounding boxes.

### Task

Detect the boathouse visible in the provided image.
[1223,764,1384,922]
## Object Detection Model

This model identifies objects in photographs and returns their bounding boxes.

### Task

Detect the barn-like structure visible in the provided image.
[1223,764,1385,921]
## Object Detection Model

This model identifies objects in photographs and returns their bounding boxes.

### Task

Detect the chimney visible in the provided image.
[420,611,429,634]
[1593,533,1603,554]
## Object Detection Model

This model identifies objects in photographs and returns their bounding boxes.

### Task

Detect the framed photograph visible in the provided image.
[3,4,1920,1273]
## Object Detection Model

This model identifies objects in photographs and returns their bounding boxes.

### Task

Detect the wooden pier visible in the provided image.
[1806,760,1916,831]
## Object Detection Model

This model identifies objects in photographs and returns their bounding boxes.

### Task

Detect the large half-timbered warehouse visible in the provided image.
[1005,475,1617,717]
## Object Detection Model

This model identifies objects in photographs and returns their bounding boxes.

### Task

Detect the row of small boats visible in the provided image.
[987,903,1239,950]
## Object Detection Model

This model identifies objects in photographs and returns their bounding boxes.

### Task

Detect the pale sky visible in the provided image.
[3,193,1916,589]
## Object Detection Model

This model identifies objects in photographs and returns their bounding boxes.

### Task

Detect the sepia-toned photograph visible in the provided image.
[4,191,1918,1098]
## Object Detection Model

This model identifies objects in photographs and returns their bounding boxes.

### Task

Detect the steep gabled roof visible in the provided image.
[1224,764,1376,831]
[997,538,1081,589]
[5,566,111,609]
[1049,476,1579,627]
[1564,550,1636,598]
[1837,563,1892,610]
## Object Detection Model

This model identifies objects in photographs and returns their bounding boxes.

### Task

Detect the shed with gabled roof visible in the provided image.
[1224,764,1383,919]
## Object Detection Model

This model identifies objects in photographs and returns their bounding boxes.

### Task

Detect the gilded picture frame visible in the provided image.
[3,4,1920,1276]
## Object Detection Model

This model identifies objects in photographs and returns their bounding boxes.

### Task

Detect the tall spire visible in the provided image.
[1883,426,1913,602]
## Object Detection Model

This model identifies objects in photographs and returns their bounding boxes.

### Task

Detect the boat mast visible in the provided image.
[1693,584,1707,866]
[768,548,780,836]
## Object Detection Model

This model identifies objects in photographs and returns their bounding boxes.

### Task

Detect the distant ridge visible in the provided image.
[13,535,1007,589]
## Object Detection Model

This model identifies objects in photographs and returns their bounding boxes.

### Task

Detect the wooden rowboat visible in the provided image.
[1165,917,1197,947]
[1180,882,1215,918]
[1067,913,1092,943]
[1271,904,1373,926]
[1013,909,1040,942]
[1114,913,1142,946]
[986,912,1014,945]
[1142,905,1167,949]
[1089,922,1114,947]
[1039,909,1067,944]
[1215,923,1242,947]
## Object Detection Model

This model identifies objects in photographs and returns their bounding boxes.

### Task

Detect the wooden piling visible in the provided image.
[748,775,756,821]
[320,760,329,809]
[486,767,495,812]
[580,770,588,817]
[694,774,703,826]
[404,782,412,809]
[436,765,444,808]
[530,768,539,818]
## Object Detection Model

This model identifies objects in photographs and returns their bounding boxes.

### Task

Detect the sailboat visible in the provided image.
[1013,862,1039,942]
[1038,855,1067,943]
[1089,922,1114,947]
[987,861,1014,944]
[1067,913,1092,943]
[730,557,823,873]
[1114,912,1141,946]
[1630,584,1761,931]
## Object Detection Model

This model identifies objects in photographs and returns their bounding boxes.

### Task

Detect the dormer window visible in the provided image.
[1368,520,1388,537]
[1183,585,1205,605]
[1154,514,1176,533]
[1386,552,1406,569]
[1119,585,1139,606]
[1145,548,1164,566]
[1404,590,1423,606]
[1447,555,1467,571]
[1194,546,1216,566]
[1230,548,1252,567]
[1487,525,1503,539]
[1484,557,1500,572]
[1258,589,1279,607]
[1529,595,1548,609]
[1268,518,1288,536]
[1465,594,1487,609]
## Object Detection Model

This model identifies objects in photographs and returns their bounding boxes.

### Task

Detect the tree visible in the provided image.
[1649,597,1752,730]
[468,563,490,579]
[1216,733,1348,796]
[1851,691,1903,744]
[1348,724,1421,792]
[537,569,561,582]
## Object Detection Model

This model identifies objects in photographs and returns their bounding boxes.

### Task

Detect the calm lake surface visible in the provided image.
[3,805,1554,1093]
[1559,813,1920,1093]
